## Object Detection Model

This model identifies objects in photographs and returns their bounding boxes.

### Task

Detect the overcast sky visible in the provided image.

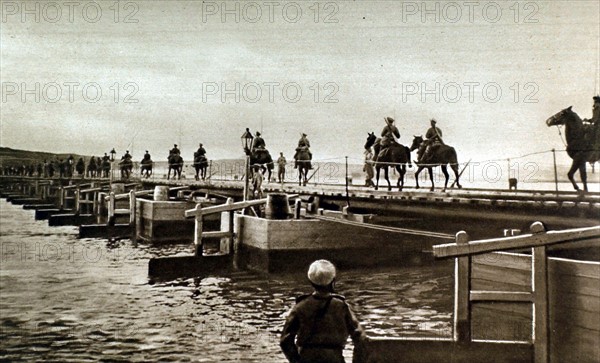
[1,0,599,171]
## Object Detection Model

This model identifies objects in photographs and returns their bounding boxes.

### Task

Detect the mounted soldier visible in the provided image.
[294,133,312,169]
[374,117,400,161]
[584,95,600,125]
[196,143,206,157]
[419,119,443,163]
[142,150,151,162]
[122,150,132,161]
[170,144,180,156]
[252,132,266,152]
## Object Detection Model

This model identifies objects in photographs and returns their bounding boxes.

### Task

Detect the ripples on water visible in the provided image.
[0,200,453,362]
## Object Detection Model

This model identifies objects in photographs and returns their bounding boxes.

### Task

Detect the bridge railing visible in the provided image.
[433,222,600,363]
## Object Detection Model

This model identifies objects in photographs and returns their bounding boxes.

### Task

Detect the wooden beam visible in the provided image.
[470,291,534,303]
[434,224,600,258]
[185,198,268,217]
[532,224,549,363]
[454,231,471,342]
[201,231,232,239]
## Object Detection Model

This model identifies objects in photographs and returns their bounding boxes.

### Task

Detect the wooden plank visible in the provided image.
[548,257,600,279]
[533,246,549,363]
[549,273,600,297]
[550,324,600,363]
[471,303,532,341]
[470,291,533,302]
[186,198,268,217]
[114,208,130,215]
[454,231,471,342]
[472,264,532,289]
[473,252,531,271]
[201,231,232,239]
[434,225,600,258]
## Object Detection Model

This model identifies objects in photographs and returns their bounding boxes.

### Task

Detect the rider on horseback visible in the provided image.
[252,132,266,152]
[196,143,206,157]
[584,95,600,125]
[170,144,180,156]
[374,117,400,161]
[143,150,151,162]
[419,119,443,163]
[122,150,132,161]
[294,133,312,169]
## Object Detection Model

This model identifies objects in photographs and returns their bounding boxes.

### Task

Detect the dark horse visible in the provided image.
[86,158,97,178]
[410,136,462,192]
[119,159,133,179]
[140,158,153,179]
[244,148,274,183]
[296,147,311,186]
[193,152,208,181]
[546,106,600,192]
[365,132,411,191]
[168,153,184,180]
[101,159,111,178]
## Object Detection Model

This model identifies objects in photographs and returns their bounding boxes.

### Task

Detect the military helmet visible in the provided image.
[386,117,394,123]
[308,259,336,286]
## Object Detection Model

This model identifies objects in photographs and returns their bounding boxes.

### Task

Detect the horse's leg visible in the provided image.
[397,165,404,191]
[298,166,302,186]
[441,165,450,192]
[415,166,422,189]
[567,161,580,191]
[383,167,392,191]
[451,163,462,189]
[579,160,588,192]
[428,167,435,192]
[375,166,380,190]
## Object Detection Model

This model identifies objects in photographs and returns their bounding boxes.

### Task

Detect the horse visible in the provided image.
[168,153,184,180]
[119,158,133,179]
[364,132,411,191]
[87,158,97,178]
[409,136,462,192]
[140,158,153,179]
[75,159,85,177]
[193,152,208,181]
[546,106,600,192]
[244,148,274,183]
[101,160,111,178]
[296,147,311,186]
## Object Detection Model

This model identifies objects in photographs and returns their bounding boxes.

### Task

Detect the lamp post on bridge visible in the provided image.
[241,128,254,201]
[109,148,116,182]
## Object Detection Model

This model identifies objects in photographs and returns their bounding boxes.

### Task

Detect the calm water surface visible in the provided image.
[0,199,453,362]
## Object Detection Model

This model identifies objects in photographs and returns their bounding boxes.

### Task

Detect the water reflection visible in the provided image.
[1,200,453,362]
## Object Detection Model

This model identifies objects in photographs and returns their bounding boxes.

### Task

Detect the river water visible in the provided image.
[0,199,453,362]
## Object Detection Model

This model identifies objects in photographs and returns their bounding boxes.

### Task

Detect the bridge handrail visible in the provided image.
[433,223,600,258]
[104,190,153,201]
[185,194,299,217]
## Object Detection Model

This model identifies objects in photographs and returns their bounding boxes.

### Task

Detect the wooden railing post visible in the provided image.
[531,222,549,363]
[129,189,136,226]
[74,188,81,215]
[227,198,234,254]
[454,230,471,342]
[107,192,116,226]
[194,203,203,257]
[294,198,302,219]
[59,187,65,210]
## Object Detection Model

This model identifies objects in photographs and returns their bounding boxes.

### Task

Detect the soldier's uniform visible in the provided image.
[280,260,366,363]
[421,120,443,162]
[253,132,266,151]
[294,133,312,168]
[196,144,206,156]
[170,144,181,156]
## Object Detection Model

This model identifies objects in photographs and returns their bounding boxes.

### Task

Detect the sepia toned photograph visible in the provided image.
[1,1,599,362]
